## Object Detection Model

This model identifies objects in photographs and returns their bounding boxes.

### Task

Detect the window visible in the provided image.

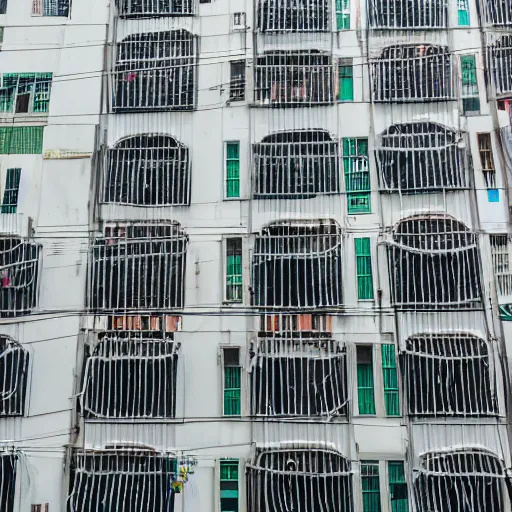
[490,234,512,296]
[489,35,512,96]
[259,313,332,334]
[226,238,242,302]
[343,138,371,214]
[1,168,20,214]
[89,223,188,311]
[115,0,194,17]
[381,344,399,416]
[253,130,339,198]
[377,123,466,193]
[339,59,354,101]
[0,73,52,114]
[461,55,480,112]
[225,142,240,198]
[388,462,408,512]
[0,0,5,14]
[0,452,17,512]
[355,238,374,300]
[223,347,241,416]
[256,0,329,31]
[458,0,469,25]
[104,135,190,206]
[113,30,197,112]
[252,220,343,308]
[0,337,29,417]
[248,448,353,512]
[229,61,245,101]
[220,459,239,512]
[336,0,350,29]
[32,0,69,16]
[478,133,496,188]
[0,127,43,155]
[485,0,512,25]
[361,461,381,512]
[357,345,375,415]
[367,0,447,28]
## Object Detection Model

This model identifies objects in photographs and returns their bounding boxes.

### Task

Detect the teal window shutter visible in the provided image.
[226,142,240,198]
[1,168,21,214]
[460,55,480,113]
[343,138,371,214]
[226,238,243,302]
[382,344,400,416]
[458,0,470,25]
[357,345,376,415]
[220,459,239,512]
[0,127,44,154]
[355,238,374,300]
[388,462,409,512]
[362,461,381,512]
[223,347,241,416]
[339,60,354,101]
[336,0,350,29]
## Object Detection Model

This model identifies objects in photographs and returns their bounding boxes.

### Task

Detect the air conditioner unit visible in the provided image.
[233,12,247,30]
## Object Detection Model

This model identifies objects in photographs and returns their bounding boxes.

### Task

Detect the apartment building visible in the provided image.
[0,0,511,510]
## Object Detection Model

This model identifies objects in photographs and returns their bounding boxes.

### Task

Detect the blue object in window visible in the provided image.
[488,189,500,202]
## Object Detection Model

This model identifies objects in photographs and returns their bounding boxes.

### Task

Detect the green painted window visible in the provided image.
[382,344,400,416]
[458,0,470,25]
[0,73,52,113]
[362,461,381,512]
[223,347,241,416]
[461,55,480,113]
[336,0,350,29]
[343,138,371,214]
[388,462,409,512]
[357,345,375,415]
[1,168,21,214]
[339,60,354,101]
[355,238,374,300]
[0,127,44,154]
[220,459,239,512]
[226,238,243,302]
[226,142,240,198]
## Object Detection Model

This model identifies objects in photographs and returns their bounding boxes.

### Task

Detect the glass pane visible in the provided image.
[226,142,239,159]
[357,363,376,414]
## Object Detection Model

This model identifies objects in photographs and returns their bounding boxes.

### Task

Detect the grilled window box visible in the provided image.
[484,0,512,25]
[256,0,329,32]
[373,45,454,102]
[490,234,512,297]
[103,135,191,206]
[367,0,447,28]
[253,130,339,198]
[112,30,197,112]
[377,122,467,193]
[254,52,334,107]
[0,452,17,512]
[489,35,512,97]
[387,215,482,309]
[401,334,498,417]
[0,337,29,417]
[252,220,343,308]
[115,0,195,17]
[247,448,353,512]
[89,223,188,312]
[249,337,347,417]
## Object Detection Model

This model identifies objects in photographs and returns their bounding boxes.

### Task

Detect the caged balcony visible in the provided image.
[484,0,512,25]
[256,0,329,32]
[367,0,447,29]
[488,35,512,97]
[0,337,29,417]
[115,0,195,17]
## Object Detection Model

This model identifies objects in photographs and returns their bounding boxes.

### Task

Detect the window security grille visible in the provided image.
[113,30,197,112]
[254,52,334,106]
[0,452,17,512]
[0,237,42,317]
[401,334,498,416]
[249,338,347,417]
[0,337,29,417]
[485,0,512,25]
[1,168,21,214]
[81,333,179,419]
[252,221,343,308]
[489,35,512,97]
[89,223,188,312]
[0,73,53,114]
[32,0,69,16]
[247,448,353,512]
[256,0,329,31]
[115,0,194,17]
[490,234,512,296]
[253,130,339,198]
[229,61,245,101]
[67,450,177,512]
[104,135,190,206]
[387,215,482,309]
[377,122,466,193]
[414,449,507,511]
[373,45,453,102]
[367,0,447,28]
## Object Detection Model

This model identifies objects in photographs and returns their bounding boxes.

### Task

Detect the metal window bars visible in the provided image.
[103,135,191,206]
[372,45,454,102]
[81,333,179,419]
[367,0,447,28]
[256,0,329,32]
[112,30,197,112]
[254,52,334,107]
[387,215,482,309]
[0,451,17,512]
[32,0,70,16]
[247,448,353,512]
[413,449,508,512]
[88,223,188,312]
[115,0,194,17]
[67,449,177,512]
[252,220,343,308]
[488,35,512,97]
[376,122,467,193]
[401,334,498,416]
[0,336,29,417]
[490,234,512,296]
[484,0,512,25]
[253,130,340,199]
[249,337,347,417]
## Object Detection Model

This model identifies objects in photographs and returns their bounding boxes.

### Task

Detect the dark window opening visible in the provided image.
[229,61,245,101]
[250,338,347,417]
[402,334,498,416]
[0,0,6,14]
[0,452,17,512]
[256,0,329,32]
[104,134,190,206]
[82,333,178,419]
[252,220,343,308]
[253,130,339,198]
[373,45,453,102]
[0,337,29,417]
[1,167,21,214]
[377,122,466,193]
[67,450,177,512]
[367,0,447,28]
[115,0,194,17]
[248,448,353,512]
[489,35,512,97]
[388,215,482,309]
[255,51,334,107]
[89,223,188,311]
[485,0,512,25]
[113,30,197,112]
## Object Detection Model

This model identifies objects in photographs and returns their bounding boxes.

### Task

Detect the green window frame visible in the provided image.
[343,138,371,214]
[226,238,243,302]
[0,127,44,154]
[220,459,239,512]
[223,347,241,416]
[355,238,374,300]
[357,345,376,415]
[361,461,381,512]
[1,168,21,214]
[458,0,470,26]
[226,141,240,198]
[461,55,480,113]
[0,73,52,113]
[336,0,350,29]
[388,462,409,512]
[339,60,354,101]
[382,344,400,416]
